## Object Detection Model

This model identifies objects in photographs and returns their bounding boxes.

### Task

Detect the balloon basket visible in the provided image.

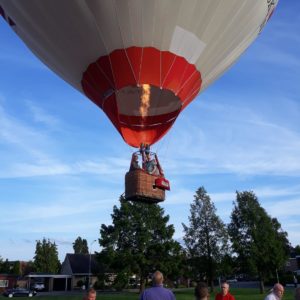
[125,169,165,204]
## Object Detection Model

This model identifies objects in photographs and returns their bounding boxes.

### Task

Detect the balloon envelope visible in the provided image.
[0,0,278,147]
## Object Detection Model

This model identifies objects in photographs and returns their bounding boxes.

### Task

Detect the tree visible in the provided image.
[73,236,89,254]
[11,261,21,275]
[0,259,11,273]
[33,238,61,273]
[0,259,21,275]
[182,186,229,291]
[0,256,3,272]
[228,191,290,293]
[98,196,183,292]
[294,245,300,256]
[23,261,36,275]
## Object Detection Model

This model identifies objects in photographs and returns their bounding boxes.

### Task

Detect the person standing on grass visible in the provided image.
[83,288,97,300]
[140,270,176,300]
[215,282,235,300]
[195,282,209,300]
[264,283,284,300]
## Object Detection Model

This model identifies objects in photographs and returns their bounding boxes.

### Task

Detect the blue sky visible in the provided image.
[1,0,300,262]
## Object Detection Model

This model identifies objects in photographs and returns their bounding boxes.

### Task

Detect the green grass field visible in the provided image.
[0,288,296,299]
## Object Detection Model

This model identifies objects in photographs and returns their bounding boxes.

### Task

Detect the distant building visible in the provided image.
[25,273,72,292]
[61,253,101,289]
[0,260,32,292]
[285,256,300,275]
[0,274,18,292]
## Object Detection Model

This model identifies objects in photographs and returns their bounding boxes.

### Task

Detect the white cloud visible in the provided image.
[0,103,55,160]
[1,2,300,260]
[162,96,300,177]
[265,198,300,217]
[0,101,130,179]
[25,100,61,127]
[0,191,118,225]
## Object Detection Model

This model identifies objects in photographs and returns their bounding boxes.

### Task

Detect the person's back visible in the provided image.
[140,271,175,300]
[195,282,209,300]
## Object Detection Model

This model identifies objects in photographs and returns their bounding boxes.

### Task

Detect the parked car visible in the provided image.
[227,278,238,283]
[2,288,37,298]
[32,282,45,291]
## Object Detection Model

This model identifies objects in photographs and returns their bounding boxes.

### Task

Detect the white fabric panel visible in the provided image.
[170,26,206,64]
[140,0,156,47]
[152,0,181,50]
[0,0,276,98]
[114,0,133,48]
[198,0,266,86]
[199,27,260,93]
[127,0,143,47]
[197,0,264,70]
[84,0,123,52]
[1,0,110,90]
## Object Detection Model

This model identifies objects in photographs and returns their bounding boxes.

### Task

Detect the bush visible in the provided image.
[113,272,128,291]
[76,280,84,288]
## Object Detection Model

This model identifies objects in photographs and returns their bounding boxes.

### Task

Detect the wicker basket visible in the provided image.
[125,169,165,203]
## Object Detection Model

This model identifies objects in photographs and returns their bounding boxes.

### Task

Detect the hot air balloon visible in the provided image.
[0,0,278,203]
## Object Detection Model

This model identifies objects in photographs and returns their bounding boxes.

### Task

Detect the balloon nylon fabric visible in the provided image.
[0,0,278,147]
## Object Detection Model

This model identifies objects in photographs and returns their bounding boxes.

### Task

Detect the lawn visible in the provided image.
[0,288,296,299]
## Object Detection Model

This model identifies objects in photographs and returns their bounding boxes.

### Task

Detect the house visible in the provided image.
[61,253,101,289]
[0,260,31,292]
[285,256,300,275]
[25,273,72,292]
[0,274,18,292]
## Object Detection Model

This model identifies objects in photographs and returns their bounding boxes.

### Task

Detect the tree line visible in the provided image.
[0,237,89,275]
[0,187,296,294]
[96,187,291,293]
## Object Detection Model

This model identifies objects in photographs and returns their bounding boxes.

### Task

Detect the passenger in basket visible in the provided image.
[140,143,160,175]
[144,152,160,175]
[130,153,140,171]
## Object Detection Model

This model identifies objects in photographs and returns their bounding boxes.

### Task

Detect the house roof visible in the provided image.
[63,254,101,275]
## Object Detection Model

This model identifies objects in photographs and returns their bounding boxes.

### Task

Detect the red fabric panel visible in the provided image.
[126,47,143,84]
[110,49,136,89]
[97,55,115,88]
[182,85,201,110]
[82,64,112,106]
[81,79,103,107]
[162,56,190,94]
[81,46,202,147]
[139,47,160,86]
[177,72,201,104]
[161,51,176,86]
[102,94,122,135]
[175,63,197,94]
[120,118,177,147]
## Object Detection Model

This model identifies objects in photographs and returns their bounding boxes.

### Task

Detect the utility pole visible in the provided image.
[88,239,97,288]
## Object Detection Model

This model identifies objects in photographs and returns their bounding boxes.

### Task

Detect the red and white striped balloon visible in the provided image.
[0,0,278,147]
